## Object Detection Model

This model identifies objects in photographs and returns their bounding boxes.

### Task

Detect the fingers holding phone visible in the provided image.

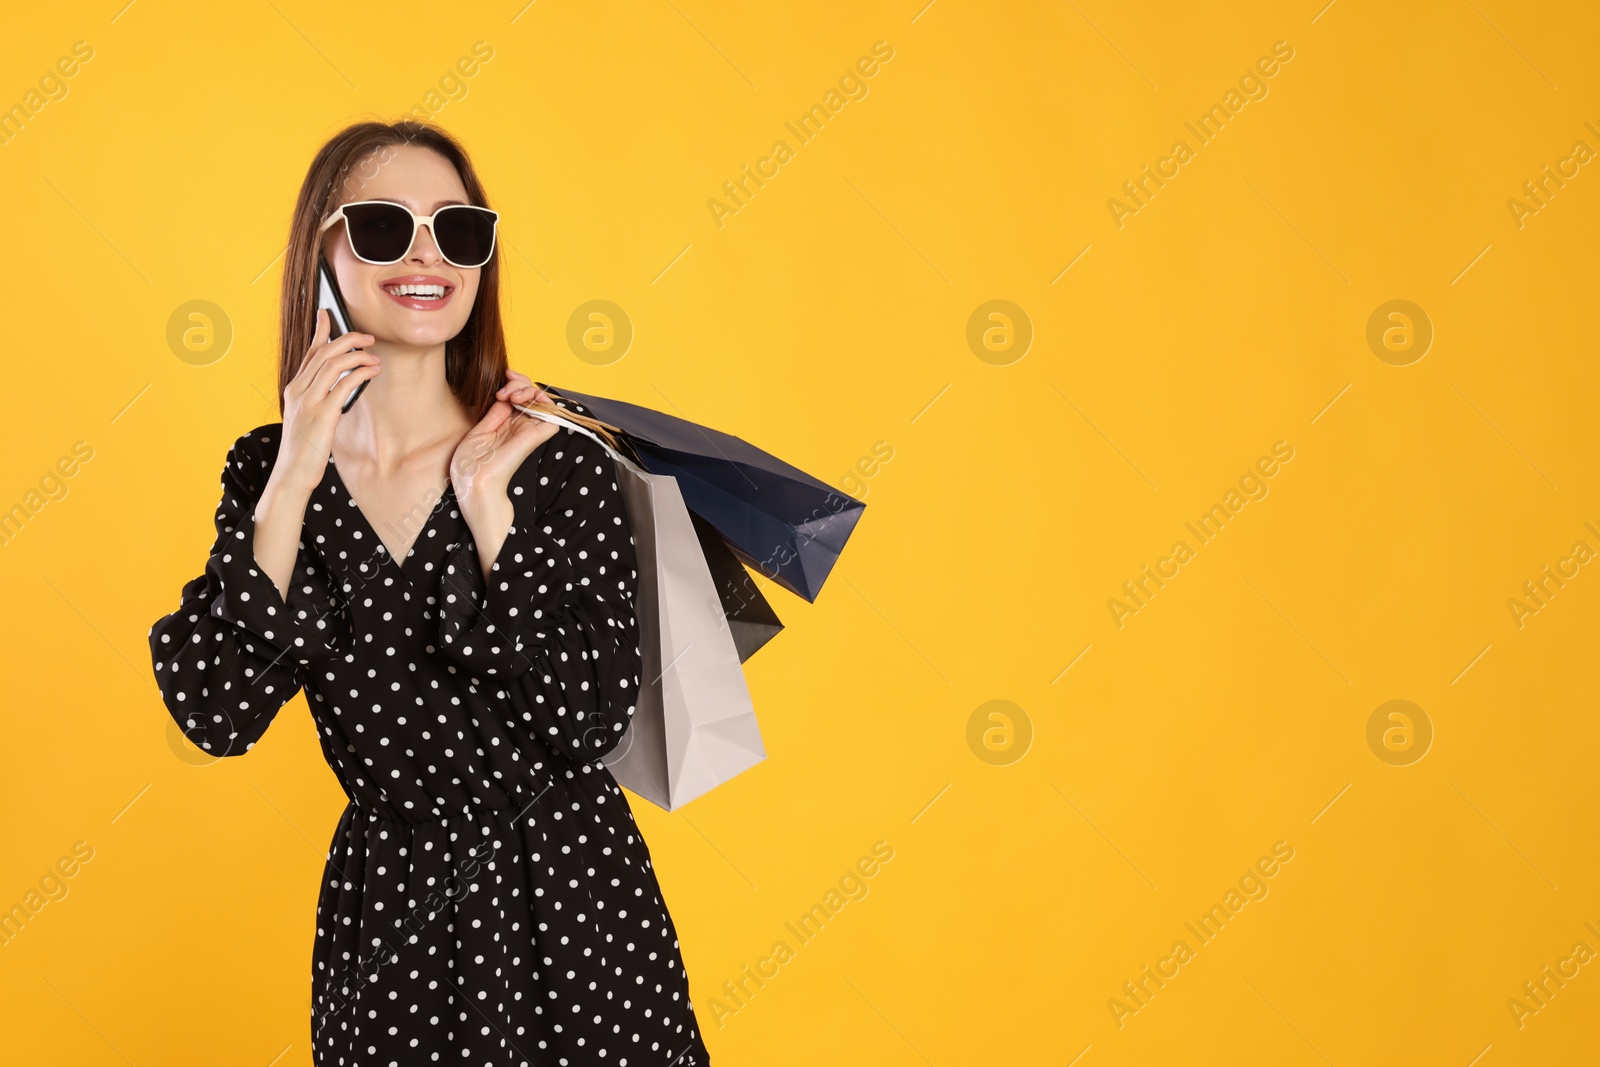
[317,258,371,415]
[277,308,379,490]
[299,307,378,406]
[306,310,379,405]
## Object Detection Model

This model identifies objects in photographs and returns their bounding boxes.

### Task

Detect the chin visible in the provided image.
[388,320,467,347]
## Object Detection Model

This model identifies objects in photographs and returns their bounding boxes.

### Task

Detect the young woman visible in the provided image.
[147,120,710,1066]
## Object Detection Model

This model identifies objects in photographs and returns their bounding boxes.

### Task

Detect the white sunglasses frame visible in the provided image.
[317,199,500,269]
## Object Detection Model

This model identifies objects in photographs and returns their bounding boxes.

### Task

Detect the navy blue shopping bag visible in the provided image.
[537,383,866,605]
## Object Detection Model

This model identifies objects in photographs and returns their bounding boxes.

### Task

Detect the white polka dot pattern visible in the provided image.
[435,434,641,764]
[147,400,710,1066]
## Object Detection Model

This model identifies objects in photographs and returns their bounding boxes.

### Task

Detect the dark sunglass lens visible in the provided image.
[434,207,496,266]
[343,202,414,262]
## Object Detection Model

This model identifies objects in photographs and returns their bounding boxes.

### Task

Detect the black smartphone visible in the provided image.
[317,255,369,413]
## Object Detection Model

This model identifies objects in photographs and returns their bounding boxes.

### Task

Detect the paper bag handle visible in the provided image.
[513,402,647,476]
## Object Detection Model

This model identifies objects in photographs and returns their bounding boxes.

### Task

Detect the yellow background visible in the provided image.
[2,1,1597,1063]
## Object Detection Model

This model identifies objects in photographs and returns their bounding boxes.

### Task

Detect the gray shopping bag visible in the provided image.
[515,403,767,810]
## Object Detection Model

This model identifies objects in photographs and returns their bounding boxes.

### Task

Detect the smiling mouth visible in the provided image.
[382,282,455,309]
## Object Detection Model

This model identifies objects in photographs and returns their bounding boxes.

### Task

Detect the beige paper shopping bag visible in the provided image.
[515,404,767,810]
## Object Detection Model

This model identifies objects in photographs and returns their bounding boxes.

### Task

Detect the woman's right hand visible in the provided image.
[275,309,379,492]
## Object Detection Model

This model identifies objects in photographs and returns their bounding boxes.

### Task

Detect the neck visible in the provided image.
[332,340,473,473]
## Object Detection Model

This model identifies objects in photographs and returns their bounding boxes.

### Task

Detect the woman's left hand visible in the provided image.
[449,369,561,512]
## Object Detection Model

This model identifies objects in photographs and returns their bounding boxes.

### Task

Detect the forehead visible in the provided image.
[338,143,468,208]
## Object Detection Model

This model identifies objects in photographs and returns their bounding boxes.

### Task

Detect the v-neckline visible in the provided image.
[324,456,457,584]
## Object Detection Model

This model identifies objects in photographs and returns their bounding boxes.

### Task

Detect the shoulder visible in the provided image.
[512,398,619,511]
[526,397,605,478]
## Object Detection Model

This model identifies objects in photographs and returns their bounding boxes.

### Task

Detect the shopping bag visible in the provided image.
[515,403,767,810]
[537,382,866,604]
[527,396,786,661]
[688,506,782,663]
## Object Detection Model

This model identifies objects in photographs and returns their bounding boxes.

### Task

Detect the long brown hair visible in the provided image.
[276,118,623,449]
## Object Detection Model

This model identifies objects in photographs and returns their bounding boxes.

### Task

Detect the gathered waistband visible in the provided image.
[345,778,559,826]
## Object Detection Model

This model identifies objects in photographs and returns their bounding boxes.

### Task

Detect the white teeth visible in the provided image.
[385,284,447,298]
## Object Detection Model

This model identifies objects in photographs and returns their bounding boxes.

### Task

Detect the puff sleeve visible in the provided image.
[434,417,642,764]
[148,428,352,757]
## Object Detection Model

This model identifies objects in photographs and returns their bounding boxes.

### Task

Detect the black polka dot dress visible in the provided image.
[148,402,711,1066]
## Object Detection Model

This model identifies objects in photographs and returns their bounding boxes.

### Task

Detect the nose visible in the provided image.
[407,221,443,263]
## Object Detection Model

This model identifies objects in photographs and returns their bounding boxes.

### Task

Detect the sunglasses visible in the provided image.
[318,199,500,269]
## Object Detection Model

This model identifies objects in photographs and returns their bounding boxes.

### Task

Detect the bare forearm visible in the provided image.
[253,473,315,601]
[459,491,515,585]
